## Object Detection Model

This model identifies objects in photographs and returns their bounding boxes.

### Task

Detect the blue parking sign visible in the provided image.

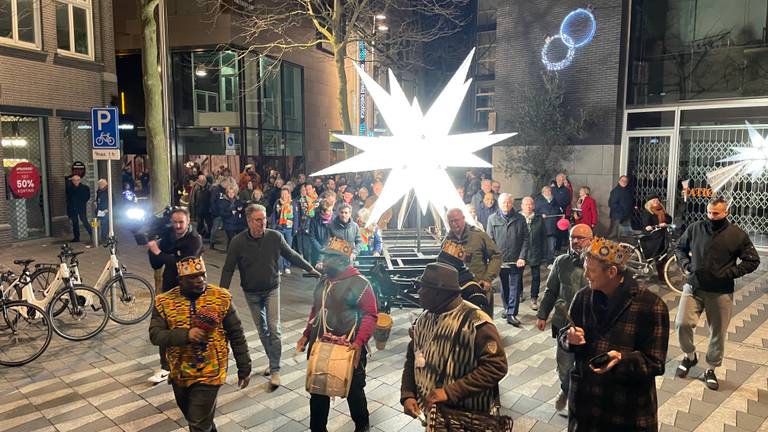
[91,107,120,149]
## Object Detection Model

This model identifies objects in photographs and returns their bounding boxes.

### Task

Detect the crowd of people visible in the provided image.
[142,163,760,432]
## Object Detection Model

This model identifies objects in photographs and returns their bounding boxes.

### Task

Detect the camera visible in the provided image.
[130,206,173,245]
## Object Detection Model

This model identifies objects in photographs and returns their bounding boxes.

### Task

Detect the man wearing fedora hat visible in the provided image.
[149,256,251,432]
[297,237,378,432]
[401,262,508,426]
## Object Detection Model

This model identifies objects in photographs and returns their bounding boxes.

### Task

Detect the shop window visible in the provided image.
[56,0,93,59]
[0,0,41,48]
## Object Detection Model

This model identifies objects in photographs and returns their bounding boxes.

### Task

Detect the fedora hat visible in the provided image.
[417,262,460,292]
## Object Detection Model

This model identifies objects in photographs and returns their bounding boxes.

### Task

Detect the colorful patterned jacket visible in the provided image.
[149,285,251,387]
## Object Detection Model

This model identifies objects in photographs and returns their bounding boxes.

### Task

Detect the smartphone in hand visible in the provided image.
[589,353,611,369]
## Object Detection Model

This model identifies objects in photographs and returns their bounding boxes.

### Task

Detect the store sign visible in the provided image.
[9,162,41,199]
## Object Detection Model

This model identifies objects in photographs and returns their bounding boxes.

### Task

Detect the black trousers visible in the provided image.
[172,383,220,432]
[196,212,213,237]
[310,356,369,432]
[69,208,92,241]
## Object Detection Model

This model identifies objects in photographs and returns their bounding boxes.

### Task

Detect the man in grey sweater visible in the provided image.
[220,204,320,390]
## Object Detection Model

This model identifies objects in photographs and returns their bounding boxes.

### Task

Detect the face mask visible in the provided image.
[708,217,727,231]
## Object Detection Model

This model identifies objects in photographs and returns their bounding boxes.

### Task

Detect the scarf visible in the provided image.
[359,225,374,251]
[652,205,666,225]
[277,200,294,228]
[320,211,332,224]
[303,191,319,219]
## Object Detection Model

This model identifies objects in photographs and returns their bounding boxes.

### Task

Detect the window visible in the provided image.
[475,86,495,130]
[0,0,41,48]
[56,0,93,59]
[477,31,496,77]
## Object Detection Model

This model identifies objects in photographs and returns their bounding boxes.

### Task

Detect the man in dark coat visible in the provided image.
[674,197,759,390]
[486,193,529,327]
[607,175,634,240]
[327,204,362,259]
[520,196,547,310]
[535,186,562,264]
[561,237,669,431]
[65,175,92,242]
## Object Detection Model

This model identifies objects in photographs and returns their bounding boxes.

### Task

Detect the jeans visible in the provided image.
[209,217,222,248]
[278,228,294,271]
[608,219,632,241]
[244,290,282,373]
[310,355,369,431]
[297,232,313,261]
[69,208,92,241]
[526,264,541,300]
[546,236,557,263]
[172,383,220,432]
[675,284,733,368]
[500,267,523,317]
[556,343,575,393]
[98,215,109,241]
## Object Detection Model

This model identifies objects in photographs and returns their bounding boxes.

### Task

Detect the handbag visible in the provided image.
[305,281,357,398]
[427,311,513,432]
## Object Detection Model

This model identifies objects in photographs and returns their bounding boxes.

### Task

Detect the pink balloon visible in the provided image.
[557,218,571,231]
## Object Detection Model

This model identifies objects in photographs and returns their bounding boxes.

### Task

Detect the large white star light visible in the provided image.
[706,121,768,192]
[312,49,516,227]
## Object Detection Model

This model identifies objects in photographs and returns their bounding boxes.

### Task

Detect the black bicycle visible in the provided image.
[620,225,686,294]
[0,264,53,366]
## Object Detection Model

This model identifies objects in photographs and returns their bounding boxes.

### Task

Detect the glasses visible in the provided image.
[571,236,592,241]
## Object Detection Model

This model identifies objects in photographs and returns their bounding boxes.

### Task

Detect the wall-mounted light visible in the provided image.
[195,65,208,77]
[377,25,389,31]
[375,14,386,20]
[118,124,135,130]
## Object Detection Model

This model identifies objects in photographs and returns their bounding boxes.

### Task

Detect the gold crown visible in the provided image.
[325,237,353,256]
[177,256,206,277]
[588,237,631,267]
[441,240,465,260]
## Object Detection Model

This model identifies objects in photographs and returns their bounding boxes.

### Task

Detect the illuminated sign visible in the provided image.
[542,8,597,71]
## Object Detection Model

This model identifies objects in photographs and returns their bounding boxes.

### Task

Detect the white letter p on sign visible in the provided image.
[97,110,111,130]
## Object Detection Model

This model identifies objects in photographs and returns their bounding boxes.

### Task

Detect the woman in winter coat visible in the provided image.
[272,187,299,274]
[355,207,382,256]
[216,185,246,248]
[641,195,673,277]
[247,188,269,209]
[573,186,598,229]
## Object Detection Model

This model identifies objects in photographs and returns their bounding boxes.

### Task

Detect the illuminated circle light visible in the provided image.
[541,34,576,71]
[560,8,597,48]
[541,7,596,71]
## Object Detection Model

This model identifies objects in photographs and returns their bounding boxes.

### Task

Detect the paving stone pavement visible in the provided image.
[1,232,768,432]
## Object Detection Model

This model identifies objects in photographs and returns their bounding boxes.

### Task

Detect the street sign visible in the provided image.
[8,162,41,199]
[225,132,236,155]
[91,107,120,149]
[93,149,121,160]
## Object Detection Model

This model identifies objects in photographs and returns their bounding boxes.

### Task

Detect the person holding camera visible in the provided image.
[560,238,669,431]
[146,207,203,383]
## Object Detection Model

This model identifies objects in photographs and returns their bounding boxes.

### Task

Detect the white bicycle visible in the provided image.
[31,238,154,325]
[4,249,110,341]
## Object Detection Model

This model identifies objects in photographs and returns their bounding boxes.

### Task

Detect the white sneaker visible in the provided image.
[284,268,291,275]
[148,369,170,384]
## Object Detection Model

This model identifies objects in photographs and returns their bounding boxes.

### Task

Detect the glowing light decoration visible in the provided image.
[542,7,597,71]
[706,121,768,193]
[311,49,516,227]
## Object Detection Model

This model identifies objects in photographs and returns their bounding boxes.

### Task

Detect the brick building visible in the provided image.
[0,0,117,242]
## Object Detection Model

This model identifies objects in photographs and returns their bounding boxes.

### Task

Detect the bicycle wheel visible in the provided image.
[47,284,110,341]
[102,274,155,325]
[663,255,685,294]
[619,242,644,272]
[0,301,52,366]
[28,267,58,300]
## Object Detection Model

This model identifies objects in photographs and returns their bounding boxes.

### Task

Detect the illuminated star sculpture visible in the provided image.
[706,121,768,192]
[311,48,516,227]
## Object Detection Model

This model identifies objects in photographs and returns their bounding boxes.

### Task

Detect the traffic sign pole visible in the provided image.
[91,107,121,240]
[107,164,114,238]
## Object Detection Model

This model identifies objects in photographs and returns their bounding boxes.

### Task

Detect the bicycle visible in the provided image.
[0,265,53,366]
[7,248,110,341]
[31,238,154,325]
[620,225,686,294]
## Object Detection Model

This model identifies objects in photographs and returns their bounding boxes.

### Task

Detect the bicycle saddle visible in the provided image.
[13,259,35,266]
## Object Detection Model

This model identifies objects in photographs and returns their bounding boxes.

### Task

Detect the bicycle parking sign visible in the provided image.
[91,107,120,150]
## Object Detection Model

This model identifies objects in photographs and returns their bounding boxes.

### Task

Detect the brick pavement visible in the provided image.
[1,232,768,432]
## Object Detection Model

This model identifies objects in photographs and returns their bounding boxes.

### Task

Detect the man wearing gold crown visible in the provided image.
[560,238,669,431]
[297,237,378,432]
[149,256,251,432]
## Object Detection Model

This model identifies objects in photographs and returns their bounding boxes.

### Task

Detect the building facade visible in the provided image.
[113,1,347,189]
[486,0,768,246]
[0,0,117,242]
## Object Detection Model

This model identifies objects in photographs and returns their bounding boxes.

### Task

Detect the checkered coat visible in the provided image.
[558,275,669,431]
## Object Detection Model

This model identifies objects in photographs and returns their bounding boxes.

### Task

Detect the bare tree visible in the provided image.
[207,0,471,134]
[137,0,171,211]
[504,71,591,192]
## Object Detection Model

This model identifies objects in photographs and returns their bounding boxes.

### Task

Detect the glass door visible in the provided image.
[626,133,675,212]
